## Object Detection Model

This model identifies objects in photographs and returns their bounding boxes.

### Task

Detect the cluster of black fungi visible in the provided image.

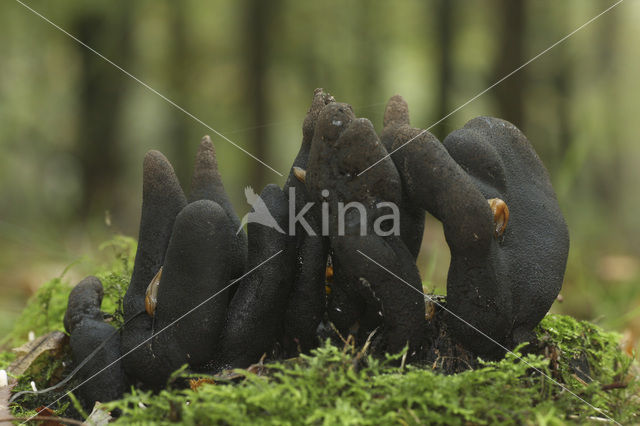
[59,89,569,409]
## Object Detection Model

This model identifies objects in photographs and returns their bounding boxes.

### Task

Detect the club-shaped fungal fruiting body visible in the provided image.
[381,95,569,358]
[52,89,568,411]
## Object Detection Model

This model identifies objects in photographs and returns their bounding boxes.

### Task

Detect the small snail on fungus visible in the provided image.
[145,267,163,317]
[293,166,306,183]
[487,198,509,238]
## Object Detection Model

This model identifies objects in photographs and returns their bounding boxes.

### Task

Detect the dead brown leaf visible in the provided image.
[33,406,64,426]
[9,331,67,377]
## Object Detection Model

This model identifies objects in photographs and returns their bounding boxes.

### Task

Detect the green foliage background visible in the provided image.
[1,0,639,402]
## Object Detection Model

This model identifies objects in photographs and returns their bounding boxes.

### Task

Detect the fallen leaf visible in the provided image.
[9,331,67,377]
[82,402,113,426]
[34,406,64,426]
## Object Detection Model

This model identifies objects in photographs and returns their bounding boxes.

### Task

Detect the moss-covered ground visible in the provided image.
[1,237,638,425]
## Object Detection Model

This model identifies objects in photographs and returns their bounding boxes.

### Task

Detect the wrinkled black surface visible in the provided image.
[123,150,187,318]
[383,95,569,357]
[281,89,332,354]
[190,135,248,271]
[379,96,426,260]
[149,199,244,378]
[60,90,570,408]
[213,184,296,369]
[64,276,125,408]
[327,252,383,342]
[306,103,426,354]
[121,141,245,388]
[443,117,569,355]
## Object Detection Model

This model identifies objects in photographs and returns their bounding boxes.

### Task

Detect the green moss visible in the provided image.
[3,236,639,424]
[8,351,73,421]
[0,235,135,353]
[94,235,137,327]
[1,236,136,419]
[538,314,626,381]
[536,315,639,422]
[103,328,639,425]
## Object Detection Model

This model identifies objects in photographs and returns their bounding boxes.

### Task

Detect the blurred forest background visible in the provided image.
[0,0,639,353]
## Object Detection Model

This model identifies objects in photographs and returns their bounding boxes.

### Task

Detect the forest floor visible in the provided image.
[1,236,639,425]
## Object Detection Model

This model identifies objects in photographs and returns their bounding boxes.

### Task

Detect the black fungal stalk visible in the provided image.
[36,89,569,412]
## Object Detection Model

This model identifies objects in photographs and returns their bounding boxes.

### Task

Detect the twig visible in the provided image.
[601,382,627,391]
[400,350,408,370]
[571,373,589,387]
[0,415,84,425]
[567,414,614,423]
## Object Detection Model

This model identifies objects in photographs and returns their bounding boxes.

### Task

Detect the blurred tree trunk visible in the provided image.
[593,5,620,205]
[492,0,526,129]
[555,54,572,163]
[356,2,380,110]
[168,0,192,185]
[301,37,320,94]
[243,0,279,189]
[434,0,454,140]
[74,6,133,222]
[554,2,573,164]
